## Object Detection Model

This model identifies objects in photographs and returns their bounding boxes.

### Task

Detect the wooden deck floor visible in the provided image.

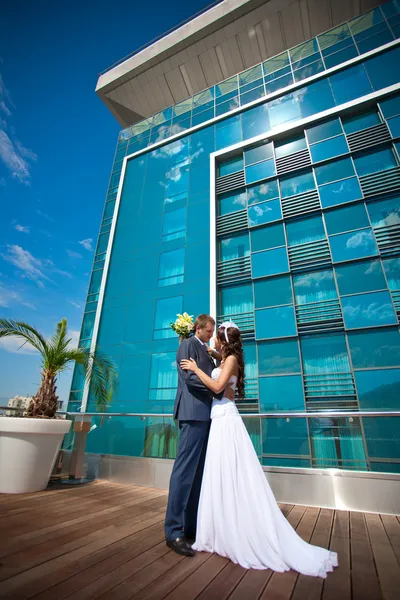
[0,481,399,600]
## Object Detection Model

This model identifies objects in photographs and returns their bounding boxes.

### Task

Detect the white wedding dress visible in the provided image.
[192,368,338,577]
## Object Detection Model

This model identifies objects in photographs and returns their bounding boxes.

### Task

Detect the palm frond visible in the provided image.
[0,319,48,355]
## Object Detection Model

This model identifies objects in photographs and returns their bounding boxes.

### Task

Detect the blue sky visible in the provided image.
[0,0,212,404]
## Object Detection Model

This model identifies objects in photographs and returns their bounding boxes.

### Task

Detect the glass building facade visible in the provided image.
[69,1,400,472]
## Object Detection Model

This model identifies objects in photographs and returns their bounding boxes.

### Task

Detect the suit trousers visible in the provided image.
[164,420,210,541]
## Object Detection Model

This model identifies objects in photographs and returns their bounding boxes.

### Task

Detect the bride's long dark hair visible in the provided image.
[217,326,245,399]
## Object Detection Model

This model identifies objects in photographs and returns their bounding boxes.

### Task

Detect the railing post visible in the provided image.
[69,415,92,480]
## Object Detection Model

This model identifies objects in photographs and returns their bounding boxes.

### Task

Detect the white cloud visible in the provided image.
[1,245,52,287]
[69,300,81,309]
[68,329,80,349]
[15,223,30,233]
[0,336,38,355]
[36,209,55,222]
[346,230,373,249]
[0,286,19,307]
[66,249,83,259]
[79,238,93,252]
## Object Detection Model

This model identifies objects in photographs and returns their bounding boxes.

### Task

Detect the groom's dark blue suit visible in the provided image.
[164,336,223,541]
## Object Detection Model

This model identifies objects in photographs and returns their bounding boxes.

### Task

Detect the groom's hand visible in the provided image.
[224,386,235,401]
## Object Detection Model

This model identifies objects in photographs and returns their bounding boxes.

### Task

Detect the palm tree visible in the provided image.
[0,318,119,418]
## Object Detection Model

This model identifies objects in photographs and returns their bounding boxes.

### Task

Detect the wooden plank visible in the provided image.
[196,561,247,600]
[365,513,400,600]
[261,506,320,600]
[162,554,228,600]
[322,511,351,600]
[350,512,382,600]
[381,514,400,565]
[227,569,273,600]
[291,508,334,600]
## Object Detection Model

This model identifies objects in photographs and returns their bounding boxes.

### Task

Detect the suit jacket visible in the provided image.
[173,336,223,421]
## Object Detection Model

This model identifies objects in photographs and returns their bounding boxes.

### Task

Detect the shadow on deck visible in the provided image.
[0,481,399,599]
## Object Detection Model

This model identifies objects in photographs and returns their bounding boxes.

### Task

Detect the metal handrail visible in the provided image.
[99,0,225,76]
[65,411,400,418]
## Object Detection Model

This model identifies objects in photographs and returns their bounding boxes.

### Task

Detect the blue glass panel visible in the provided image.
[216,114,242,149]
[255,305,296,339]
[259,375,304,411]
[254,275,293,308]
[381,1,400,20]
[355,369,400,410]
[154,296,183,339]
[301,334,351,374]
[262,418,309,456]
[293,60,324,82]
[258,340,301,375]
[324,202,369,235]
[252,247,289,278]
[244,142,273,165]
[81,313,95,340]
[248,199,282,226]
[251,223,285,251]
[364,416,400,459]
[219,189,247,216]
[387,115,400,138]
[293,269,337,304]
[306,118,343,144]
[162,207,186,242]
[342,110,381,134]
[286,215,325,246]
[310,135,349,163]
[220,283,253,314]
[354,147,397,176]
[349,328,400,368]
[218,155,244,177]
[319,177,363,208]
[158,248,185,287]
[275,135,307,159]
[219,233,250,261]
[262,457,312,468]
[336,259,387,295]
[329,228,378,262]
[380,93,400,119]
[88,269,103,296]
[265,73,294,94]
[329,64,372,105]
[242,104,270,140]
[367,196,400,227]
[247,180,279,205]
[298,78,335,119]
[280,170,315,198]
[324,45,358,68]
[364,46,400,91]
[315,157,355,185]
[246,159,276,184]
[382,257,400,290]
[342,290,397,328]
[268,91,302,129]
[149,352,178,397]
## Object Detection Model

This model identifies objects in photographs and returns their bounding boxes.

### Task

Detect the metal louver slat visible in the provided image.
[276,149,311,176]
[296,299,343,334]
[304,373,356,401]
[217,210,248,236]
[281,190,320,219]
[373,224,400,255]
[216,170,245,195]
[218,312,255,341]
[288,239,331,271]
[391,290,400,321]
[346,123,391,153]
[359,167,400,198]
[217,256,251,285]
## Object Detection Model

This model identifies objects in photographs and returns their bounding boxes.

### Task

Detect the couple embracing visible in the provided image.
[164,314,338,577]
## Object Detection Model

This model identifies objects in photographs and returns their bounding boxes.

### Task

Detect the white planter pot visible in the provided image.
[0,417,71,494]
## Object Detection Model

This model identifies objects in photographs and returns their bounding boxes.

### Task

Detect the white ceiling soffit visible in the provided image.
[96,0,383,127]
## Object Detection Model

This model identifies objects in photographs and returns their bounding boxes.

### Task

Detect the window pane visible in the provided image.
[329,64,372,105]
[220,283,253,314]
[355,369,400,410]
[342,290,397,328]
[246,158,276,184]
[364,46,400,91]
[215,115,242,148]
[315,157,354,185]
[324,202,369,235]
[298,78,335,118]
[382,257,400,290]
[329,228,378,262]
[88,270,103,296]
[286,215,325,246]
[301,334,351,374]
[367,196,400,228]
[306,118,343,144]
[268,90,302,129]
[247,180,279,205]
[218,189,247,216]
[254,275,293,308]
[319,177,363,208]
[275,135,307,158]
[218,155,243,177]
[349,328,400,368]
[310,135,349,163]
[149,352,177,395]
[342,110,381,134]
[162,208,186,242]
[258,340,301,375]
[380,93,400,119]
[158,248,185,286]
[251,223,285,251]
[255,305,296,339]
[219,233,250,261]
[280,170,315,198]
[244,142,273,165]
[336,259,387,295]
[81,313,95,340]
[259,375,304,411]
[248,199,282,226]
[262,418,309,456]
[252,247,289,278]
[354,147,397,176]
[242,103,270,140]
[387,115,400,138]
[293,270,337,304]
[154,296,183,338]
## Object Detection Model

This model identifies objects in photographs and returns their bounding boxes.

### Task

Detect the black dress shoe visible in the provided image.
[184,532,196,544]
[166,537,195,556]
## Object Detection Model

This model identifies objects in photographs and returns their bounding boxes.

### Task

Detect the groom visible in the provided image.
[164,313,234,556]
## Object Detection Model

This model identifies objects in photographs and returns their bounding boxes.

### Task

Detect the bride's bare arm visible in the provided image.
[180,355,237,395]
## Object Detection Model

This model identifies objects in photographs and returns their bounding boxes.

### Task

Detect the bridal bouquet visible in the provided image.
[171,312,194,342]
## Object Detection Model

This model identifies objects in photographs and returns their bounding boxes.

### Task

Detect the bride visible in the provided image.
[180,321,338,578]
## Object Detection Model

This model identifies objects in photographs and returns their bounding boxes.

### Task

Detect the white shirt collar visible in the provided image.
[194,335,204,345]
